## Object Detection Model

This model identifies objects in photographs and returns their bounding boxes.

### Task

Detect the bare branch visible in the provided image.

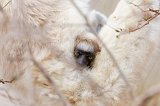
[127,1,145,12]
[116,2,160,38]
[2,0,11,9]
[128,8,160,32]
[28,47,70,106]
[0,79,13,84]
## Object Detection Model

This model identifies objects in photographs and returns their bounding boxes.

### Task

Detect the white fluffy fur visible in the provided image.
[0,0,160,106]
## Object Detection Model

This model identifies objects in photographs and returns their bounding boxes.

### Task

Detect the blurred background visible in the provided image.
[91,0,119,16]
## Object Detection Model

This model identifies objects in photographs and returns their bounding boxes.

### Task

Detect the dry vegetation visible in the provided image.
[0,0,160,106]
[91,0,118,15]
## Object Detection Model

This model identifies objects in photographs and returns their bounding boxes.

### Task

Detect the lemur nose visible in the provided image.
[77,54,88,66]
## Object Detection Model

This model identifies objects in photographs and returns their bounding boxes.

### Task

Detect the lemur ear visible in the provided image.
[88,10,107,33]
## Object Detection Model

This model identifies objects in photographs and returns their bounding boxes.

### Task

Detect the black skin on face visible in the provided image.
[74,48,95,68]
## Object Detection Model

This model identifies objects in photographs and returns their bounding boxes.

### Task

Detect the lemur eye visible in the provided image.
[88,55,93,60]
[74,50,82,57]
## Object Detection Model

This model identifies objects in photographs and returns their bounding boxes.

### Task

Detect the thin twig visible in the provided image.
[115,2,160,38]
[0,70,25,84]
[127,1,145,12]
[2,0,11,9]
[0,87,17,105]
[28,47,69,106]
[128,9,160,32]
[126,3,160,33]
[0,79,13,84]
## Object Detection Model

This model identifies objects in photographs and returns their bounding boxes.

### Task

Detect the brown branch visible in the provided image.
[129,9,160,33]
[115,2,160,37]
[127,2,160,32]
[0,70,25,84]
[0,79,13,84]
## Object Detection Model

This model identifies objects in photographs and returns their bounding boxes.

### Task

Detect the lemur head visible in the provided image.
[74,33,101,68]
[73,10,107,68]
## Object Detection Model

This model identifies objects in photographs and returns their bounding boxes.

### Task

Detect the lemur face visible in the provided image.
[72,10,106,68]
[55,10,107,69]
[74,33,101,68]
